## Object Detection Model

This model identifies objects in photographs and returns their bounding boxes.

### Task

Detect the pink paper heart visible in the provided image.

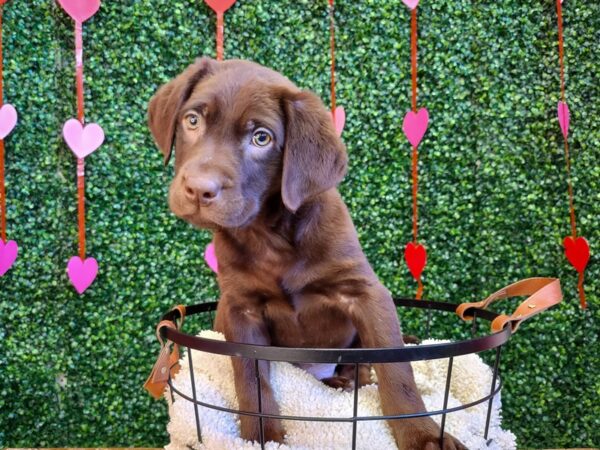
[402,108,429,147]
[63,119,105,159]
[204,242,219,273]
[67,256,98,294]
[402,0,419,9]
[57,0,101,23]
[0,104,18,139]
[0,240,18,276]
[204,0,236,13]
[557,101,570,139]
[332,106,345,136]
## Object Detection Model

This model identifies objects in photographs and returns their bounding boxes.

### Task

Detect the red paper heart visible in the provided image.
[563,236,590,273]
[404,242,427,280]
[57,0,101,23]
[204,0,236,13]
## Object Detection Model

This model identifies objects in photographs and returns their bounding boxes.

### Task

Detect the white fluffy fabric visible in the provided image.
[165,331,516,450]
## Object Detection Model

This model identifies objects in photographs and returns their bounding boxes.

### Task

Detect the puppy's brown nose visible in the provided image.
[184,176,222,206]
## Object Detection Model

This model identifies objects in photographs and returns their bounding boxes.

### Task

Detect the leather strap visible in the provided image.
[172,304,186,330]
[144,305,186,399]
[456,278,562,333]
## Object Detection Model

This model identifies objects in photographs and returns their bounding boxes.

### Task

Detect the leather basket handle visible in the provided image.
[456,278,562,333]
[144,305,187,399]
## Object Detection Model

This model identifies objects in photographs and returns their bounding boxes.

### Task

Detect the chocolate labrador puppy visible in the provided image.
[148,57,466,450]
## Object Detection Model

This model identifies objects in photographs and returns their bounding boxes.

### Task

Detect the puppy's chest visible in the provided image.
[239,234,299,284]
[265,294,356,349]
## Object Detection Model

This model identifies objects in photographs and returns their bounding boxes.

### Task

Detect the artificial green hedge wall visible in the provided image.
[0,0,598,448]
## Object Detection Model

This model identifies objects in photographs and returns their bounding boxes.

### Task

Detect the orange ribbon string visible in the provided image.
[557,0,566,103]
[556,0,586,307]
[410,9,418,243]
[416,279,423,300]
[410,9,417,113]
[556,0,577,240]
[411,145,418,244]
[410,8,422,299]
[578,272,585,309]
[75,21,86,259]
[0,6,5,244]
[329,0,336,115]
[0,140,5,244]
[216,12,224,61]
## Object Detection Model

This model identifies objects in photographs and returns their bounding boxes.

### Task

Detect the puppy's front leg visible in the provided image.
[343,285,466,450]
[216,298,285,444]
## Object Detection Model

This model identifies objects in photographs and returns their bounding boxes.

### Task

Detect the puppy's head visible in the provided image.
[148,57,347,229]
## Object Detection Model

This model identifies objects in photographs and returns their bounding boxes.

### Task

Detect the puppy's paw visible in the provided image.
[402,334,421,345]
[240,416,286,444]
[321,375,355,392]
[394,418,467,450]
[263,418,286,443]
[420,433,468,450]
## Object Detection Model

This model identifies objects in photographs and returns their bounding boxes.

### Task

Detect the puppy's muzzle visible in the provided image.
[183,175,222,207]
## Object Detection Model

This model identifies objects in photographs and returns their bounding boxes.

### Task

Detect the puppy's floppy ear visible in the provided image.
[147,57,216,164]
[281,90,348,212]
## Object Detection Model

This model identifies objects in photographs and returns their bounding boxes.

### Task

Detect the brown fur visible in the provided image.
[148,57,466,450]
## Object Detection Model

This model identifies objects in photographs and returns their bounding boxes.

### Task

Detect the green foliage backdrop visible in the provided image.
[0,0,598,448]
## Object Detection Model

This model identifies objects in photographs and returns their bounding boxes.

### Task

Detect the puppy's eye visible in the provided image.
[185,113,200,130]
[251,128,273,147]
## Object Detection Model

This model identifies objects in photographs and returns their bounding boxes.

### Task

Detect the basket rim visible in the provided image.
[166,374,504,422]
[160,298,511,364]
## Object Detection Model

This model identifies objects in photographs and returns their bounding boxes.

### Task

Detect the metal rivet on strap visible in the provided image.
[528,304,536,309]
[161,367,167,374]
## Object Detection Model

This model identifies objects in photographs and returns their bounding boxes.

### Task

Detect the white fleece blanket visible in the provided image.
[165,331,516,450]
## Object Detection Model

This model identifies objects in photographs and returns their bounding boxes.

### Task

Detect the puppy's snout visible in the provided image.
[183,176,222,206]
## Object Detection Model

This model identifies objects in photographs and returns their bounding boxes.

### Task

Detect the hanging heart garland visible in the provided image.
[204,0,237,61]
[329,0,345,136]
[58,0,103,294]
[0,0,18,277]
[555,0,588,308]
[401,3,428,299]
[202,0,237,273]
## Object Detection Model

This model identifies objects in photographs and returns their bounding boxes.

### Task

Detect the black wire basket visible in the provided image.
[148,278,562,450]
